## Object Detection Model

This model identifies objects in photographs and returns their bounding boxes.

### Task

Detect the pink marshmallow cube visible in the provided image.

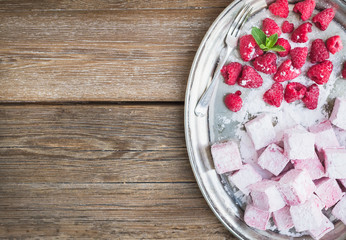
[279,169,316,205]
[273,206,294,231]
[244,204,271,230]
[311,194,325,210]
[330,98,346,130]
[332,195,346,224]
[314,177,344,209]
[211,141,242,174]
[309,120,340,152]
[308,214,334,240]
[284,129,315,160]
[258,143,290,176]
[290,197,324,232]
[292,153,325,180]
[323,147,346,179]
[249,180,286,212]
[245,114,276,150]
[228,164,262,195]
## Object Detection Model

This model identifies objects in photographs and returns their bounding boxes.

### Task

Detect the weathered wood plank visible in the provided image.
[0,7,225,102]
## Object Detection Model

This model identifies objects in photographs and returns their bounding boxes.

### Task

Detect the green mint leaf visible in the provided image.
[260,44,266,49]
[251,27,267,47]
[269,45,286,52]
[266,38,270,46]
[267,33,278,48]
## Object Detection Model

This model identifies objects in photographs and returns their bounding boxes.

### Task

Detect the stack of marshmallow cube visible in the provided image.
[210,97,346,239]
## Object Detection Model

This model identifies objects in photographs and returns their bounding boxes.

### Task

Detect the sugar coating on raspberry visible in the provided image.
[343,62,346,79]
[269,0,289,18]
[274,60,301,82]
[221,62,242,85]
[291,22,312,43]
[302,84,319,110]
[276,38,291,57]
[326,35,343,54]
[312,8,335,31]
[263,82,284,107]
[284,82,307,103]
[253,52,277,74]
[238,66,263,88]
[310,39,329,64]
[262,18,282,37]
[293,0,316,21]
[239,35,264,62]
[307,60,333,85]
[224,92,242,112]
[290,47,308,69]
[281,21,294,33]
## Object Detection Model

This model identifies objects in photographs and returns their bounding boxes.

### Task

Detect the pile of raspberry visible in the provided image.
[222,0,345,112]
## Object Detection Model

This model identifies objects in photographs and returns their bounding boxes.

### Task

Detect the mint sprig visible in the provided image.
[251,27,285,52]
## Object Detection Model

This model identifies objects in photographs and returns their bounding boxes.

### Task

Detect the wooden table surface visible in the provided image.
[0,0,237,239]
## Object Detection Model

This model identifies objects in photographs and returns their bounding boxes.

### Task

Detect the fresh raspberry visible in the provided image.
[275,38,291,57]
[290,47,308,69]
[302,84,319,110]
[291,22,312,43]
[293,0,316,21]
[282,21,294,33]
[307,60,333,85]
[221,62,242,85]
[263,82,284,107]
[237,66,263,88]
[274,60,301,82]
[269,0,289,18]
[224,91,242,112]
[239,35,264,62]
[326,35,343,54]
[284,82,307,103]
[310,39,329,64]
[343,62,346,79]
[312,8,335,31]
[253,53,277,74]
[262,18,282,37]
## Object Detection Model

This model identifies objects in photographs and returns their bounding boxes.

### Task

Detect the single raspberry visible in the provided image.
[282,21,294,33]
[307,60,333,85]
[237,66,263,88]
[225,91,242,112]
[221,62,242,85]
[310,39,329,64]
[275,38,291,57]
[269,0,289,18]
[312,8,335,31]
[239,35,264,62]
[253,53,277,74]
[274,60,301,82]
[263,82,284,107]
[302,84,319,110]
[293,0,316,21]
[262,18,282,37]
[284,82,307,103]
[290,47,308,69]
[343,62,346,79]
[326,35,343,54]
[291,22,312,43]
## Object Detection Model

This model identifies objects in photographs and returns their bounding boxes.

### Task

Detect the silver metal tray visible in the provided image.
[184,0,346,239]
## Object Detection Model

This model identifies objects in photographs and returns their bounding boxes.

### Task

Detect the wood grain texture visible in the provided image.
[0,1,229,102]
[0,104,236,239]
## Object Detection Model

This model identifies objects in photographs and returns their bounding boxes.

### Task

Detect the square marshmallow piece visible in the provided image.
[258,143,290,176]
[211,141,242,174]
[314,177,344,209]
[292,152,325,180]
[309,120,340,152]
[244,204,271,230]
[245,114,276,150]
[284,128,315,160]
[330,98,346,130]
[332,195,346,225]
[308,214,334,240]
[249,180,286,212]
[228,164,262,195]
[323,147,346,179]
[279,169,316,205]
[273,206,294,231]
